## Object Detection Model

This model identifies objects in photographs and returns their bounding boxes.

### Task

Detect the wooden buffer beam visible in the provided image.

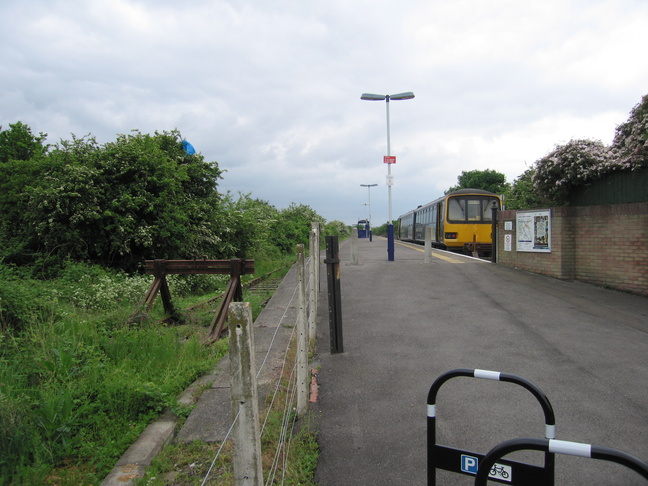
[138,259,255,341]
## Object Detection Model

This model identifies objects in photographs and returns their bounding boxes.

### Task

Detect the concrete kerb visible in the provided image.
[101,264,301,486]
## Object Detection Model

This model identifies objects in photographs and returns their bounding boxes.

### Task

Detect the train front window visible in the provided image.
[448,196,500,223]
[467,200,481,221]
[448,199,465,221]
[482,197,500,221]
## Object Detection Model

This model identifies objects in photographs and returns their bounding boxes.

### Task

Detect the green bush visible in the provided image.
[0,377,35,485]
[0,264,59,332]
[0,279,32,331]
[0,129,227,272]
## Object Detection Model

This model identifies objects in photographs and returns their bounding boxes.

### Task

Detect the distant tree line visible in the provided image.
[0,124,349,276]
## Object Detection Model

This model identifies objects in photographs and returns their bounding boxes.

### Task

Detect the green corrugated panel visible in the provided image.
[569,168,648,206]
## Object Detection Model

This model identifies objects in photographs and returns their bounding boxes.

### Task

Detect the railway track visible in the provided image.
[246,277,282,295]
[183,264,291,313]
[145,263,292,329]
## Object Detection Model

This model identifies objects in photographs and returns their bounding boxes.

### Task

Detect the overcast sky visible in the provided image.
[2,0,647,226]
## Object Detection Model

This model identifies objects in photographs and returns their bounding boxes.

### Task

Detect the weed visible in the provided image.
[137,440,233,486]
[33,390,87,462]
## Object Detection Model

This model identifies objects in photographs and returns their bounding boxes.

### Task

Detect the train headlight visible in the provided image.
[445,232,458,239]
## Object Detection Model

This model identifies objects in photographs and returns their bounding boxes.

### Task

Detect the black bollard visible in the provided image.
[325,236,344,353]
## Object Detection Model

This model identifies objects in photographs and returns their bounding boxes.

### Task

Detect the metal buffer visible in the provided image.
[137,259,255,340]
[427,368,556,485]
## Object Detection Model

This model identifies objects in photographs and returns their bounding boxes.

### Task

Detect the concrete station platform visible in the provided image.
[313,236,648,485]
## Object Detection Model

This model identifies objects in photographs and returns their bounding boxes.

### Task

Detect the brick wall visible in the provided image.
[496,203,648,297]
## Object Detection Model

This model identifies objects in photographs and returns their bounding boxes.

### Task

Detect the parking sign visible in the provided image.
[461,454,479,474]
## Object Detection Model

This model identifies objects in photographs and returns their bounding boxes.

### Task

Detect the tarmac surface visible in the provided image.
[312,237,648,485]
[103,236,648,485]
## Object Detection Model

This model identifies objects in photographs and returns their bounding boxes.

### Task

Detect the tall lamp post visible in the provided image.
[360,183,377,228]
[361,203,369,220]
[361,91,415,261]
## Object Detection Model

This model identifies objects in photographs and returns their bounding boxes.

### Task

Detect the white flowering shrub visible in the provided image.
[70,272,150,311]
[166,273,229,297]
[68,270,231,311]
[610,94,648,169]
[532,139,613,204]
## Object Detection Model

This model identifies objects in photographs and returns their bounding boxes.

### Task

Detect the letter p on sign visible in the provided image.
[461,455,479,474]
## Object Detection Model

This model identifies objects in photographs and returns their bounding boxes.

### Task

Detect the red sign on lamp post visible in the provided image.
[384,155,396,164]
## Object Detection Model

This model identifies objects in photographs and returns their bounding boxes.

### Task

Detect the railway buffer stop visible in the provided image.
[133,258,255,341]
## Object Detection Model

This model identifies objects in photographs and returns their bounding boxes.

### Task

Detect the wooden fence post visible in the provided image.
[316,223,321,292]
[296,245,309,416]
[309,223,319,339]
[228,302,263,486]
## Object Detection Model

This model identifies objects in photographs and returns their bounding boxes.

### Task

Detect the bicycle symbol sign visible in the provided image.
[460,455,512,481]
[489,463,512,481]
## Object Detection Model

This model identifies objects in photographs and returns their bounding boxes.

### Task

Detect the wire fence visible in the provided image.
[200,237,320,485]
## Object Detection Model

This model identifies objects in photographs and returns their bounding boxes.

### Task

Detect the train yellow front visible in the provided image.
[398,189,502,257]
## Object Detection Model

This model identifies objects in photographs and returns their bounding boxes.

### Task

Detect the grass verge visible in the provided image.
[0,252,313,486]
[137,332,319,485]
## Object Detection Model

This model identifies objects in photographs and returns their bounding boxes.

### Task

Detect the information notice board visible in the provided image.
[516,209,551,252]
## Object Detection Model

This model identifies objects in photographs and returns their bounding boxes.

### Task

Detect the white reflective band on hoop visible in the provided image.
[549,439,592,457]
[427,404,436,418]
[545,424,556,439]
[474,369,501,381]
